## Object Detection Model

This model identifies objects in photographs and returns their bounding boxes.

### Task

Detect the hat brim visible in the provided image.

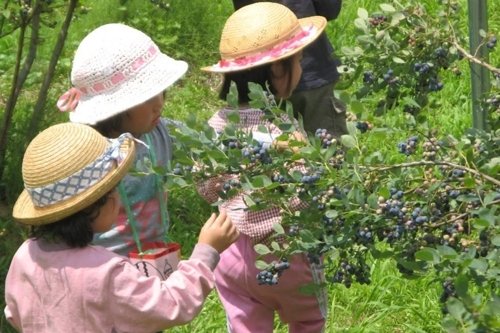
[70,54,188,125]
[12,139,136,225]
[201,16,327,73]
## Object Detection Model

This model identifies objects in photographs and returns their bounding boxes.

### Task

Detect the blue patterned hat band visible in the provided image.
[25,133,137,207]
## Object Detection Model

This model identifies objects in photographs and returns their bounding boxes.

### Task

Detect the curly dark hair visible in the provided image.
[27,190,116,248]
[218,57,295,104]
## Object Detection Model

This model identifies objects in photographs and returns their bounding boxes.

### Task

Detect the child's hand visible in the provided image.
[198,210,239,253]
[273,131,306,153]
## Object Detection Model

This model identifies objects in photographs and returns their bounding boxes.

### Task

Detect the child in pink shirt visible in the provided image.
[4,123,239,333]
[199,3,329,333]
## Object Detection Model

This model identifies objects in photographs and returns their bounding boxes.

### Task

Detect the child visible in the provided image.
[57,23,187,257]
[4,122,239,333]
[199,3,328,332]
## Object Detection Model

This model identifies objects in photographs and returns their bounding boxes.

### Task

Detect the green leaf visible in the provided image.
[415,248,440,263]
[299,229,321,244]
[375,30,386,41]
[393,57,405,64]
[469,258,488,271]
[350,100,365,114]
[491,235,500,246]
[436,245,458,259]
[454,275,468,298]
[341,135,357,149]
[251,175,273,188]
[271,241,281,251]
[446,297,466,322]
[254,244,271,255]
[339,90,351,104]
[273,222,285,235]
[254,260,269,270]
[226,111,241,124]
[357,8,369,19]
[391,11,406,25]
[354,18,367,30]
[2,9,11,19]
[298,283,325,295]
[325,210,338,218]
[380,3,396,12]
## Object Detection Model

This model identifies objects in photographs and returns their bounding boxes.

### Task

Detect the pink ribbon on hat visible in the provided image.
[57,87,81,112]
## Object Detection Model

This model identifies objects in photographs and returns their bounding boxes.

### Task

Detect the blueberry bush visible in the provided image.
[147,2,500,332]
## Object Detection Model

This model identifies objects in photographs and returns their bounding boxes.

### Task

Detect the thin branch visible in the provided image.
[369,160,500,187]
[452,40,500,75]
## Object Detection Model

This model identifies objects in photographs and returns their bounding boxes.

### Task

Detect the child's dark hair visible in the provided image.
[92,114,126,137]
[219,57,295,103]
[27,189,116,248]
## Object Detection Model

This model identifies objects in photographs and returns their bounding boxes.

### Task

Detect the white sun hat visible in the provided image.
[58,23,188,125]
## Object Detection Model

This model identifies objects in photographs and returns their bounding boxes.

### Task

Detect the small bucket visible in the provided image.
[129,242,181,280]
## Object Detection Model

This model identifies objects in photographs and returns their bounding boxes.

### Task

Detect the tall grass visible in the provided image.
[1,0,499,332]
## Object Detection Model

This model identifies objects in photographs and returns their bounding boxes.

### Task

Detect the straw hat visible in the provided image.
[13,123,136,225]
[57,23,188,125]
[202,2,327,72]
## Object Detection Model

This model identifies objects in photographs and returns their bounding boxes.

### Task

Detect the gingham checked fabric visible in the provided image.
[197,107,309,246]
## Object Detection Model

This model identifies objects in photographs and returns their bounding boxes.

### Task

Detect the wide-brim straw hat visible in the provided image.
[201,2,327,72]
[13,123,135,225]
[60,23,188,125]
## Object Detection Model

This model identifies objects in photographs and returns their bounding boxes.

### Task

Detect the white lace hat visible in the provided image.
[58,23,188,125]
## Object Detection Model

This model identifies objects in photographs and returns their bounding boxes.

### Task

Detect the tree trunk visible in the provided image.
[26,0,79,143]
[0,3,41,181]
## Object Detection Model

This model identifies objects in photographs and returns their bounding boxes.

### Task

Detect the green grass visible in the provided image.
[1,0,500,332]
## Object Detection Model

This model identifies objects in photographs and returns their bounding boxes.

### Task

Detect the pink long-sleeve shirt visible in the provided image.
[4,239,219,333]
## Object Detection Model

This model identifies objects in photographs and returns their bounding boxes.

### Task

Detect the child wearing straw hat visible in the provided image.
[199,3,329,332]
[4,122,239,333]
[57,23,188,258]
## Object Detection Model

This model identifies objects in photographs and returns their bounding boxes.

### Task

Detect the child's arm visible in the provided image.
[110,211,238,332]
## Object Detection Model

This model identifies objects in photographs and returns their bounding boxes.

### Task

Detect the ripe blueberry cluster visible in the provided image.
[241,142,272,164]
[315,128,337,148]
[440,280,457,314]
[355,121,373,133]
[486,35,497,49]
[414,62,431,74]
[222,179,241,192]
[289,224,301,237]
[369,14,387,28]
[383,69,399,85]
[428,77,444,92]
[256,258,290,285]
[435,47,448,59]
[331,260,371,287]
[403,104,418,115]
[172,163,192,175]
[363,70,376,84]
[397,136,419,156]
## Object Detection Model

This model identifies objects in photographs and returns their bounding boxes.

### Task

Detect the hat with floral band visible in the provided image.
[201,2,326,73]
[13,123,136,225]
[57,23,188,125]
